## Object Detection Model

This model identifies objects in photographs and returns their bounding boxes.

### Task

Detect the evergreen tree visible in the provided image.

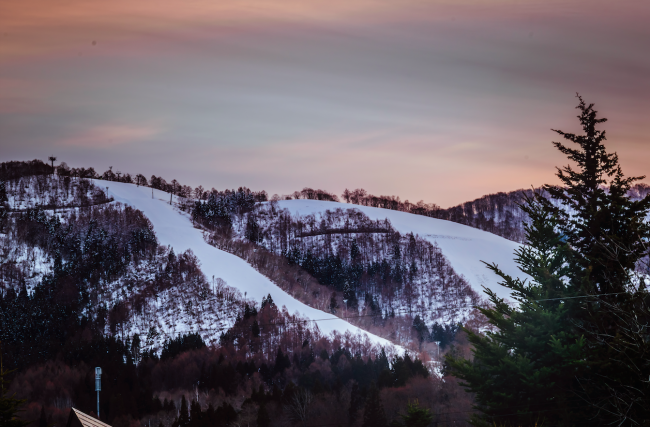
[411,315,429,345]
[446,200,581,425]
[261,294,275,310]
[343,280,357,308]
[362,383,387,427]
[0,365,29,427]
[0,180,7,206]
[544,96,650,296]
[38,407,47,427]
[161,333,206,361]
[189,399,202,427]
[392,243,401,260]
[329,292,339,313]
[544,96,650,423]
[408,260,417,281]
[273,348,291,375]
[446,96,650,426]
[178,396,190,427]
[130,334,141,364]
[0,180,7,233]
[396,400,433,427]
[251,320,260,338]
[350,240,361,262]
[348,382,364,426]
[257,404,270,427]
[430,322,460,349]
[244,215,262,243]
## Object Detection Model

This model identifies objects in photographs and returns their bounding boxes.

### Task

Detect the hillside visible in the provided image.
[2,170,475,427]
[275,199,522,301]
[1,162,525,353]
[102,180,398,349]
[187,192,527,349]
[0,160,537,427]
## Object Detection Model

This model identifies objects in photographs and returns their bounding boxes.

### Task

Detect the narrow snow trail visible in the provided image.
[277,200,528,300]
[101,181,397,348]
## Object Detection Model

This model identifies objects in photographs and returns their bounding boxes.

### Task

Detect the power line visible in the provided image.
[161,290,643,340]
[533,291,629,302]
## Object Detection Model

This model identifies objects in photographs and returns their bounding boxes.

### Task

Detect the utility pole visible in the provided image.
[48,156,57,175]
[95,367,102,419]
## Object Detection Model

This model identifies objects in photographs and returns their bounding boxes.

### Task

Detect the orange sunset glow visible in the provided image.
[1,0,649,206]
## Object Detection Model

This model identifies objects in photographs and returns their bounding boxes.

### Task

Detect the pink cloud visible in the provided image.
[59,124,162,148]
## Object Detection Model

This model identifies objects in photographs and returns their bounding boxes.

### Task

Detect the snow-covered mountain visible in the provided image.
[104,181,527,347]
[276,199,525,301]
[1,170,526,354]
[103,180,398,349]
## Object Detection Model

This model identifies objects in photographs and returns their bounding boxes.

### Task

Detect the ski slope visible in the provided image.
[276,200,527,300]
[100,181,398,349]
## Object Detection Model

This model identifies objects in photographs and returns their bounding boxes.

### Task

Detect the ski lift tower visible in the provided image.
[95,367,102,419]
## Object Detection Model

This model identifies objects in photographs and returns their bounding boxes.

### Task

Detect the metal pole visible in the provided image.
[95,367,102,419]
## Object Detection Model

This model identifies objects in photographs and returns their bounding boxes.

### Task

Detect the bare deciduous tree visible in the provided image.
[285,388,312,424]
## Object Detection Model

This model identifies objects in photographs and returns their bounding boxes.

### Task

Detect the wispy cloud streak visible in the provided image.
[1,0,648,206]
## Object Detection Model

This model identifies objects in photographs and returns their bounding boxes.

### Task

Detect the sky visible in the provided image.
[1,0,649,207]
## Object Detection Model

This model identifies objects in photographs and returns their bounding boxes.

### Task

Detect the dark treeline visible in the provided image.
[1,159,268,203]
[339,184,650,243]
[0,159,99,181]
[8,293,442,427]
[0,159,53,181]
[9,333,438,427]
[283,187,340,202]
[93,163,269,203]
[339,188,536,242]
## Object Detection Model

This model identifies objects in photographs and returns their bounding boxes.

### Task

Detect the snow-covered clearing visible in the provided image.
[276,200,528,301]
[102,181,398,349]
